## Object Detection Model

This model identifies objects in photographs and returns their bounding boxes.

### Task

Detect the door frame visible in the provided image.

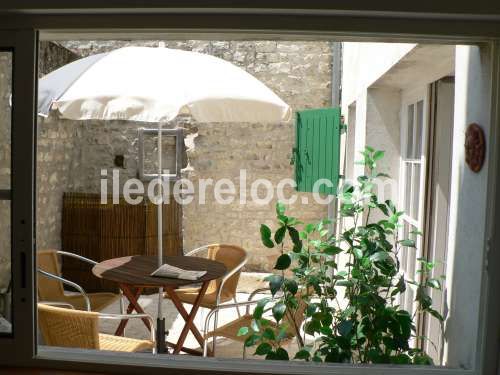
[0,29,38,362]
[421,77,455,363]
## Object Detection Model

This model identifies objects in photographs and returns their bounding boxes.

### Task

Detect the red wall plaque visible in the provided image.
[465,123,485,173]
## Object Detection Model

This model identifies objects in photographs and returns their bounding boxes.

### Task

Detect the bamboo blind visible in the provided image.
[61,192,182,293]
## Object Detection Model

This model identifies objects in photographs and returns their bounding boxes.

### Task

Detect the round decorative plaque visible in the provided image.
[464,123,485,173]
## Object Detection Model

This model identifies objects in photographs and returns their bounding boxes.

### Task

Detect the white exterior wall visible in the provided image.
[342,42,415,115]
[341,42,491,369]
[342,42,415,181]
[444,45,492,369]
[365,87,401,214]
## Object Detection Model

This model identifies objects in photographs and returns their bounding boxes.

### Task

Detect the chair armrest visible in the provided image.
[246,287,273,314]
[248,287,271,301]
[203,298,267,338]
[37,269,91,311]
[98,313,156,344]
[184,245,209,257]
[56,250,97,266]
[38,301,76,309]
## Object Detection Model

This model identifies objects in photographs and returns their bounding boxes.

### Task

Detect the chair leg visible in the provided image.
[119,290,125,335]
[203,335,209,357]
[243,344,247,359]
[120,293,125,314]
[233,296,241,318]
[212,310,219,356]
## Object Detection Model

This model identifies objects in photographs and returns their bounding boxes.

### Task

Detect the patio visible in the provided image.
[32,39,330,359]
[95,274,294,358]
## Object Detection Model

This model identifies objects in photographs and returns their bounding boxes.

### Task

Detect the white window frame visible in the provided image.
[398,86,430,320]
[0,9,499,375]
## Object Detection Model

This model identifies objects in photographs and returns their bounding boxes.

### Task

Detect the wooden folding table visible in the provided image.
[92,255,226,355]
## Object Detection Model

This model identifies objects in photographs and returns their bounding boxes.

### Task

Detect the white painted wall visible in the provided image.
[341,42,491,369]
[365,87,401,217]
[342,42,415,111]
[444,45,492,370]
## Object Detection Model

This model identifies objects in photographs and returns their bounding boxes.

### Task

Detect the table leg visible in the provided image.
[115,285,151,336]
[164,281,210,355]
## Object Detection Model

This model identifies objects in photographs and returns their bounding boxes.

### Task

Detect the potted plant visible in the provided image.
[240,147,444,364]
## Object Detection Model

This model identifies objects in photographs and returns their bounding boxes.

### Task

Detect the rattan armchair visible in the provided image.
[164,244,248,354]
[202,288,309,358]
[38,303,155,353]
[37,249,122,312]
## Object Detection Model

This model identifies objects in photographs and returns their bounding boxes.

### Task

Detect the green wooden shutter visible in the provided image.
[293,107,342,195]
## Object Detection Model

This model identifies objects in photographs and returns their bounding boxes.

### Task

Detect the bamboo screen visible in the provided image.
[61,192,182,293]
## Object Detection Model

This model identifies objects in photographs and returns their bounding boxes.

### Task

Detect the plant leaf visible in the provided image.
[373,150,385,161]
[274,254,292,270]
[255,342,272,355]
[294,349,311,360]
[338,320,353,337]
[260,224,274,248]
[244,334,260,347]
[287,226,301,245]
[323,245,342,256]
[274,226,286,244]
[237,326,249,336]
[370,251,389,262]
[305,223,315,234]
[399,239,416,247]
[262,328,276,341]
[267,275,284,296]
[276,201,286,216]
[272,302,287,322]
[284,279,298,295]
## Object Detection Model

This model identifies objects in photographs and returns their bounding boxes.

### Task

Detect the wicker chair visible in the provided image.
[38,303,155,353]
[202,288,310,358]
[37,249,121,312]
[164,244,248,353]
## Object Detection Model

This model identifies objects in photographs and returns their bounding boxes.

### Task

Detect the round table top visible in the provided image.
[92,255,227,288]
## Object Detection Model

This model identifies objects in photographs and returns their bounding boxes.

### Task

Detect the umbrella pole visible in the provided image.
[156,121,167,354]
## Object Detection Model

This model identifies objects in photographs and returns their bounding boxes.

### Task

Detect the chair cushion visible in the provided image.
[166,288,233,309]
[98,333,154,352]
[205,314,287,342]
[65,292,120,311]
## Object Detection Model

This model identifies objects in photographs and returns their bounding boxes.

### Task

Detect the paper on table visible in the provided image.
[151,263,207,281]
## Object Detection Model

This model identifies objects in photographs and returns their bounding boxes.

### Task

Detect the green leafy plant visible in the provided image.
[240,147,444,364]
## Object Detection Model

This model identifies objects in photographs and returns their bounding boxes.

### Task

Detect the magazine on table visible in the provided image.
[151,263,207,281]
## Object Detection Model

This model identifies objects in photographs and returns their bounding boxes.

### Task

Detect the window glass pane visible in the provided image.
[411,163,421,219]
[0,50,12,335]
[415,100,424,158]
[0,200,11,335]
[0,51,11,189]
[400,221,410,270]
[406,104,414,158]
[404,163,412,214]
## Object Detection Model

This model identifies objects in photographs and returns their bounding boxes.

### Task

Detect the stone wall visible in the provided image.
[36,43,80,250]
[45,40,332,271]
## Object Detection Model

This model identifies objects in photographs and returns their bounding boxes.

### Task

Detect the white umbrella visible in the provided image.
[38,46,291,123]
[38,46,291,353]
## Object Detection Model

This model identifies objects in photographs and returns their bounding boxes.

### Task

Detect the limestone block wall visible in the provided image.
[36,43,80,250]
[46,40,333,271]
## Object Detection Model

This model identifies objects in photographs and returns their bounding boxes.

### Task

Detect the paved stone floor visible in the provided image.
[98,272,301,359]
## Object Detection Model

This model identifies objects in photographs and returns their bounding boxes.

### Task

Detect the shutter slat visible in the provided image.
[294,108,341,195]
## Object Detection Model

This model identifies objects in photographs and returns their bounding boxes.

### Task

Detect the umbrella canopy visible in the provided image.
[38,46,292,123]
